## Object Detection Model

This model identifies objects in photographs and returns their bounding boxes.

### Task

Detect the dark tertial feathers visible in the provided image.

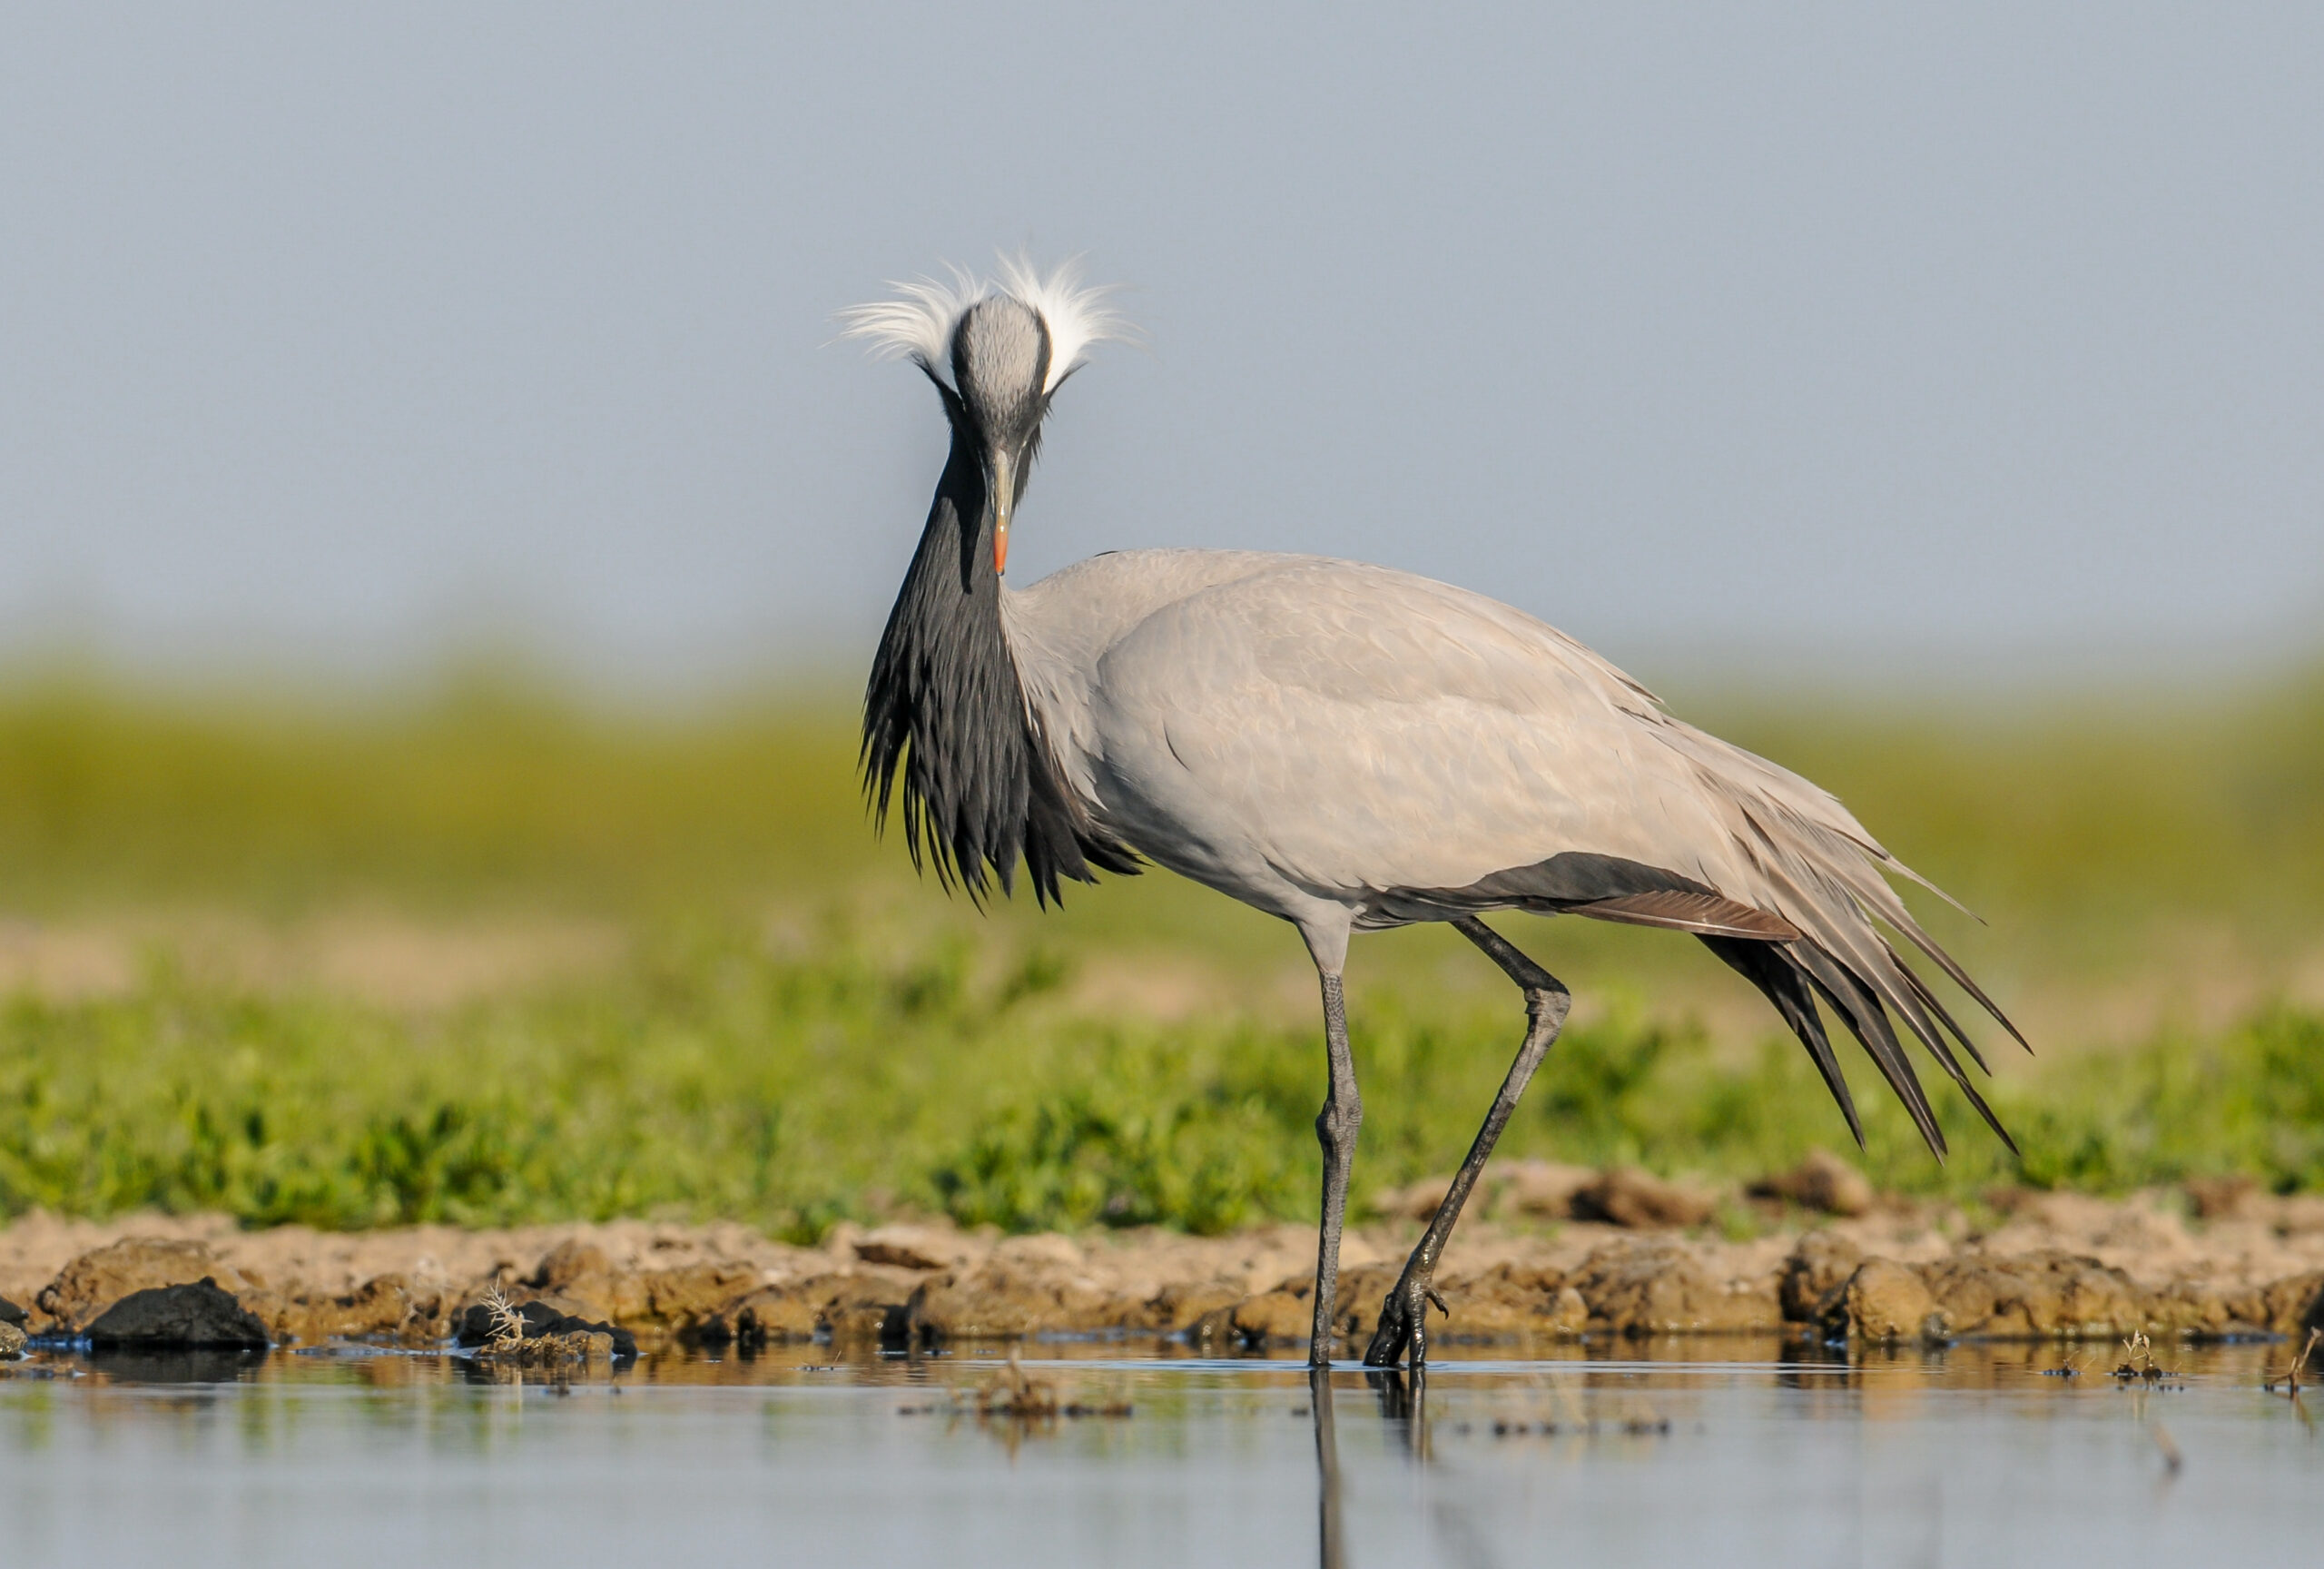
[1377,851,1798,939]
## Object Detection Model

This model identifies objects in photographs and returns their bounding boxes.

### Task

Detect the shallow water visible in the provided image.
[2,1337,2317,1567]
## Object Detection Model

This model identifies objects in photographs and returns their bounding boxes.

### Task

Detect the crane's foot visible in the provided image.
[1361,1271,1448,1368]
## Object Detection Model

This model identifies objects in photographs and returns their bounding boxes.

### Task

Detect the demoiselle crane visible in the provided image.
[842,260,2023,1369]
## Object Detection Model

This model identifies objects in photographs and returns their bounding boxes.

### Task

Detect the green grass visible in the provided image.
[4,918,2322,1237]
[0,661,2321,1233]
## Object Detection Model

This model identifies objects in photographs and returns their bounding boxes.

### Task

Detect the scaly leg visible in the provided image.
[1364,916,1570,1369]
[1308,970,1363,1367]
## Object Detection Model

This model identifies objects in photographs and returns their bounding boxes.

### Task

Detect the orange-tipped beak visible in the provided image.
[987,449,1015,576]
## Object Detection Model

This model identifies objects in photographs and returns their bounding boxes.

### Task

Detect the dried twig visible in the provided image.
[478,1283,527,1350]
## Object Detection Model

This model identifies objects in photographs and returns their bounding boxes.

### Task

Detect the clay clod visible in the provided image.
[1571,1168,1718,1230]
[2184,1175,2260,1222]
[1749,1150,1876,1218]
[1779,1232,1865,1321]
[905,1258,1123,1341]
[1568,1238,1781,1335]
[1829,1259,1945,1342]
[241,1274,436,1347]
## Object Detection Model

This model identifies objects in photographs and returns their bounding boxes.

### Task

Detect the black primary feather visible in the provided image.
[1699,935,1865,1148]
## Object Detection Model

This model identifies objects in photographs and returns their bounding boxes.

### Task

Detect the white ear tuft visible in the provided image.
[993,254,1134,393]
[842,255,1133,394]
[836,263,985,390]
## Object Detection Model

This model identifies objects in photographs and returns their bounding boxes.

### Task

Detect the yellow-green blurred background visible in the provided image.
[2,657,2319,1237]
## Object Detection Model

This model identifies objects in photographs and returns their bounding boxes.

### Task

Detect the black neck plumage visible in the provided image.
[861,418,1138,904]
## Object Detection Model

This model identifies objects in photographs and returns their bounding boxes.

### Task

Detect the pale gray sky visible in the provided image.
[4,4,2319,690]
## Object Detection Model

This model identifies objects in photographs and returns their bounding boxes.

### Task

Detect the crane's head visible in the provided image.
[842,258,1128,574]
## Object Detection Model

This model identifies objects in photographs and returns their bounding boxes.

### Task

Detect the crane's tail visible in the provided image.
[1699,929,2017,1159]
[1644,720,2026,1160]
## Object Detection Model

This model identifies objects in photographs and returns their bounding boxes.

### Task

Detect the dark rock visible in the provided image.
[84,1278,269,1349]
[37,1238,255,1334]
[453,1297,636,1357]
[681,1312,733,1350]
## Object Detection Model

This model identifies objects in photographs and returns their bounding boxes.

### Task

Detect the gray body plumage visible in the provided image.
[1002,549,2015,1152]
[1009,547,1813,951]
[847,261,2020,1368]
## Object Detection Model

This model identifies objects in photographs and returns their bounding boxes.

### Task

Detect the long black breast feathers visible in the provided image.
[860,444,1138,905]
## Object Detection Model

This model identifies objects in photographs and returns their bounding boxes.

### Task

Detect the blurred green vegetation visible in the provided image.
[0,660,2320,1230]
[0,666,874,913]
[4,661,2319,949]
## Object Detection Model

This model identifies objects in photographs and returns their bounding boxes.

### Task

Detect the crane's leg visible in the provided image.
[1308,969,1363,1367]
[1363,916,1570,1370]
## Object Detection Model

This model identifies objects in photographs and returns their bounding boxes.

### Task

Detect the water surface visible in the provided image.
[2,1338,2315,1566]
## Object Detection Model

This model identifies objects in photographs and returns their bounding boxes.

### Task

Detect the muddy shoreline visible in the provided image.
[5,1172,2324,1354]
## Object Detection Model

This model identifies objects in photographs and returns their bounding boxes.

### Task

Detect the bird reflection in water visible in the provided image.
[1309,1364,1438,1569]
[1309,1367,1346,1569]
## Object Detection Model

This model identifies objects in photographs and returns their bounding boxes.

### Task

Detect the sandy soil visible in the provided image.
[6,1177,2324,1352]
